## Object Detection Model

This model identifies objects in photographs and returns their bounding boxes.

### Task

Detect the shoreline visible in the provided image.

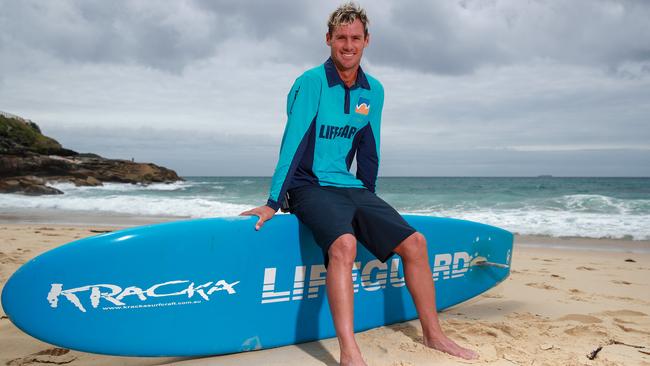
[0,207,185,227]
[516,234,650,254]
[1,208,649,253]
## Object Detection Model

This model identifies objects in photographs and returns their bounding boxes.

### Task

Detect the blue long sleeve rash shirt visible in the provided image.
[266,58,384,211]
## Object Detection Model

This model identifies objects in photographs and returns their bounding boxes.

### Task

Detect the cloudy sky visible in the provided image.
[1,0,649,176]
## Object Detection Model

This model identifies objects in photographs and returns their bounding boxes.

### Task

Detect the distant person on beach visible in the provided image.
[241,2,478,364]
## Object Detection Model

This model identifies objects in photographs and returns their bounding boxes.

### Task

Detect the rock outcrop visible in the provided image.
[0,112,182,195]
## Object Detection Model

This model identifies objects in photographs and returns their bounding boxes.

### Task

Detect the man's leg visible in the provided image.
[326,233,367,366]
[393,232,479,360]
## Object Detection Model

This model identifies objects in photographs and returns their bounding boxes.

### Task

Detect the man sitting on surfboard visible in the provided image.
[241,2,478,364]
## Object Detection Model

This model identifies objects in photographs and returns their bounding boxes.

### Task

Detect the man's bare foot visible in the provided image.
[340,349,367,366]
[424,334,479,360]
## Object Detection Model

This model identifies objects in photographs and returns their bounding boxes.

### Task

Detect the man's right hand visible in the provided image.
[240,205,277,231]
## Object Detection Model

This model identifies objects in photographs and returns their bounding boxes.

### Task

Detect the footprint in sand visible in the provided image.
[550,274,566,279]
[600,294,649,305]
[388,323,420,340]
[556,314,603,324]
[7,348,76,366]
[613,317,634,324]
[611,280,632,285]
[525,282,557,290]
[563,324,608,337]
[576,266,597,271]
[567,288,594,303]
[390,360,415,366]
[398,341,427,353]
[367,343,389,355]
[611,315,650,334]
[614,322,650,335]
[490,323,525,338]
[32,348,70,356]
[0,252,18,265]
[600,309,648,317]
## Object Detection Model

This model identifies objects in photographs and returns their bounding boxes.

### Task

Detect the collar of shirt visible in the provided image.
[324,57,371,90]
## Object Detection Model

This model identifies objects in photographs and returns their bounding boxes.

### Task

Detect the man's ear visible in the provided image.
[326,32,331,46]
[365,33,370,48]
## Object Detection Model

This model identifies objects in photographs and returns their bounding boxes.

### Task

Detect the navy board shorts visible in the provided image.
[288,185,416,267]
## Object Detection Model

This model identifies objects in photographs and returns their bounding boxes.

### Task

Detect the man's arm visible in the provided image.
[355,85,384,192]
[266,73,321,210]
[240,73,321,229]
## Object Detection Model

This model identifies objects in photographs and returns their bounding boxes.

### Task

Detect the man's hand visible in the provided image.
[240,205,277,231]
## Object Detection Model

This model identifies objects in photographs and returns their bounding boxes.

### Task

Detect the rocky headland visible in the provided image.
[0,112,182,195]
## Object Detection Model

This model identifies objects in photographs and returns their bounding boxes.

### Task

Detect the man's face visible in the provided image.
[326,19,369,72]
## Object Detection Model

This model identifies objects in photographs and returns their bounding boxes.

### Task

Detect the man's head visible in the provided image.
[326,2,370,73]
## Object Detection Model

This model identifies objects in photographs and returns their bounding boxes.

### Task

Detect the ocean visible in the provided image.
[1,177,648,241]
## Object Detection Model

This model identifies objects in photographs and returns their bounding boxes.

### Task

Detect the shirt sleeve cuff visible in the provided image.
[266,199,281,211]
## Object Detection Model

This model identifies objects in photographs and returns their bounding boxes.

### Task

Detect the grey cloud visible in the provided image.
[0,0,329,73]
[194,0,314,38]
[367,0,650,74]
[2,1,649,75]
[377,60,650,154]
[0,1,224,72]
[368,2,503,74]
[192,1,331,66]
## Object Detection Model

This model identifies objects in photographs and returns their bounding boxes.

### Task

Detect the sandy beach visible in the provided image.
[1,223,649,366]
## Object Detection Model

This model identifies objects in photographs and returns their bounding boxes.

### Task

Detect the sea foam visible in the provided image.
[2,177,648,241]
[0,193,251,218]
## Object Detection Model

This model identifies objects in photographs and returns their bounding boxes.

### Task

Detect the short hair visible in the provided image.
[327,2,369,37]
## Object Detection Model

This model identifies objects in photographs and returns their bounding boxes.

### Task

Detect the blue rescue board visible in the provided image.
[1,215,513,356]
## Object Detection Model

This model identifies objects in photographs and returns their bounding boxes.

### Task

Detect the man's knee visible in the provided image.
[328,234,357,266]
[395,232,427,260]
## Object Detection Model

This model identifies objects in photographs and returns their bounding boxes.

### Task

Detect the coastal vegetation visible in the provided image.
[0,114,70,155]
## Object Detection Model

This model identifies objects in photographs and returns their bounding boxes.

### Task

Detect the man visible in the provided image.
[241,3,478,365]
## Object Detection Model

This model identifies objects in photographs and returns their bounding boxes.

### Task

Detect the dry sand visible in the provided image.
[1,224,649,366]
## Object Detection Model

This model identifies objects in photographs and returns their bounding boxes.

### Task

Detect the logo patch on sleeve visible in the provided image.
[355,97,370,115]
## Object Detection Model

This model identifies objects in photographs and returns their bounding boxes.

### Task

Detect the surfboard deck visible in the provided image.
[2,215,513,357]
